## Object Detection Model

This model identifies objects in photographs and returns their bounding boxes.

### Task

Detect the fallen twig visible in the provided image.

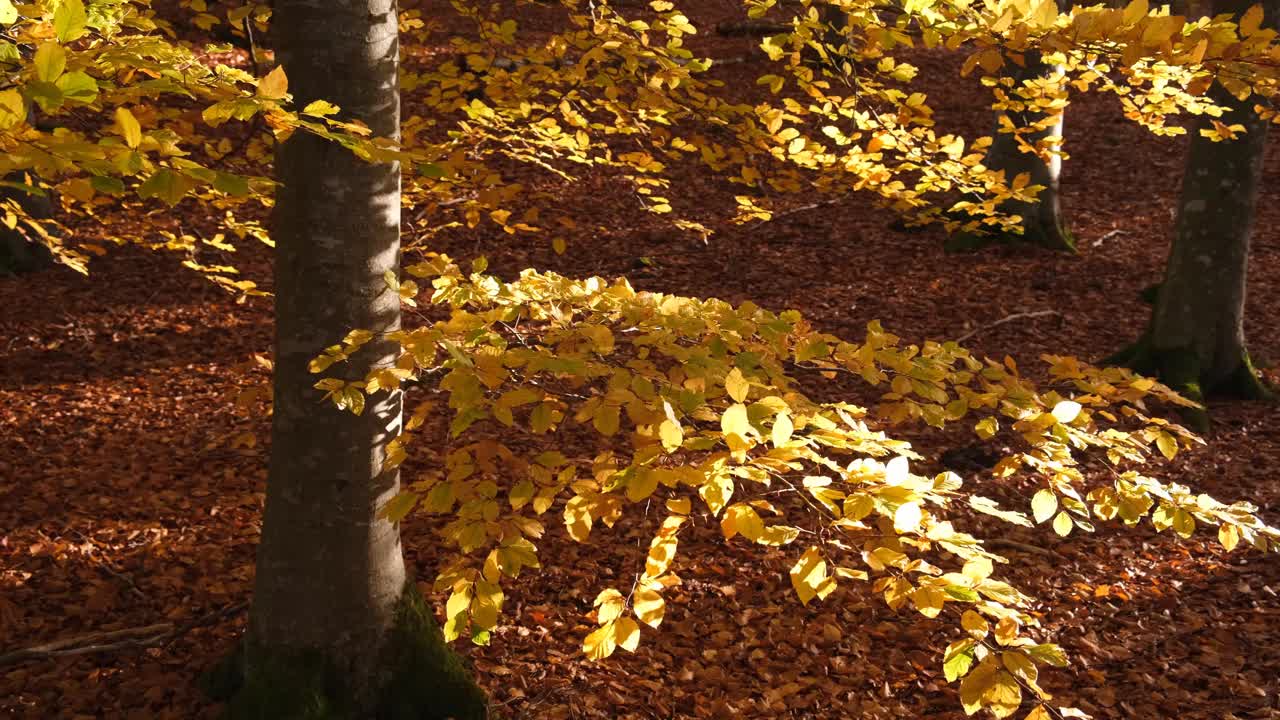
[1092,228,1126,247]
[0,624,173,667]
[956,309,1061,344]
[986,538,1058,557]
[0,601,249,667]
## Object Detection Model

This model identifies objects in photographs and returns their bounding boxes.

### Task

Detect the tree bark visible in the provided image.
[215,0,486,716]
[947,55,1074,251]
[0,188,55,274]
[1108,0,1274,422]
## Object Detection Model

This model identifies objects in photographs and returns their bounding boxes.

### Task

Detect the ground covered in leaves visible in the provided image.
[3,4,1280,719]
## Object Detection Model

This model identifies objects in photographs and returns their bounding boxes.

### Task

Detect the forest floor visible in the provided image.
[3,1,1280,718]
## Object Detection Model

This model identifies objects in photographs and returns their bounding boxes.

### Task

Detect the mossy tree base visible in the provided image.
[1104,338,1273,432]
[206,584,488,720]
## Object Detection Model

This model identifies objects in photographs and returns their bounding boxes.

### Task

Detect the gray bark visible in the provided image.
[977,54,1072,250]
[248,0,406,705]
[1147,0,1271,393]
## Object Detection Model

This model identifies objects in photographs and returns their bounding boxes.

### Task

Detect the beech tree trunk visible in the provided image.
[0,188,54,274]
[1109,0,1274,421]
[253,0,407,695]
[214,0,486,716]
[947,56,1073,251]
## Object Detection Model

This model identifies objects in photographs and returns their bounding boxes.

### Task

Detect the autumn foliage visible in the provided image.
[3,0,1280,717]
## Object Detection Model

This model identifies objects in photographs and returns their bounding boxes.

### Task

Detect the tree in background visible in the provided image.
[1109,0,1276,426]
[946,48,1074,251]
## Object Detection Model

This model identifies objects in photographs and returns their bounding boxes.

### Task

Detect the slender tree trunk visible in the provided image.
[0,185,54,274]
[947,55,1073,251]
[1108,0,1274,424]
[1,111,57,274]
[212,0,486,716]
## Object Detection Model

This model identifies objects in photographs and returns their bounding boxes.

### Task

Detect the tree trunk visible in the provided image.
[1,114,56,276]
[0,187,55,274]
[212,0,486,716]
[946,55,1074,252]
[1108,0,1274,425]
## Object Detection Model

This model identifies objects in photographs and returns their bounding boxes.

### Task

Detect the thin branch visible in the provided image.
[955,310,1061,344]
[0,624,173,667]
[985,537,1058,557]
[0,601,249,668]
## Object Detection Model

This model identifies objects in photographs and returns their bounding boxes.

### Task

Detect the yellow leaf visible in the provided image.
[1219,522,1240,551]
[1031,489,1058,524]
[1052,511,1073,537]
[593,403,621,436]
[564,495,593,541]
[944,639,977,682]
[0,90,25,130]
[1240,2,1265,36]
[725,367,749,403]
[658,419,684,452]
[959,658,996,714]
[54,0,88,42]
[633,586,665,627]
[666,497,691,515]
[1155,431,1178,460]
[645,533,678,577]
[1000,650,1039,688]
[509,479,534,510]
[726,503,770,542]
[962,557,993,582]
[985,670,1022,718]
[257,65,289,100]
[34,42,66,83]
[720,402,751,438]
[994,616,1020,646]
[626,468,659,503]
[699,474,734,516]
[593,588,626,624]
[790,546,834,605]
[378,492,418,522]
[771,412,794,447]
[1122,0,1149,25]
[614,616,641,652]
[894,501,923,533]
[961,609,989,638]
[116,108,141,146]
[1051,400,1081,424]
[583,621,617,660]
[912,585,945,618]
[975,417,998,440]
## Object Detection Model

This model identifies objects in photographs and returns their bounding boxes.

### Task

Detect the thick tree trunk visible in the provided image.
[213,0,486,716]
[254,0,406,689]
[1108,0,1274,424]
[947,56,1074,252]
[1148,88,1264,389]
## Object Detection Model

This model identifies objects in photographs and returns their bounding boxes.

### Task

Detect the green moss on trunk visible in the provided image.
[1103,336,1272,432]
[207,584,487,720]
[1215,351,1273,401]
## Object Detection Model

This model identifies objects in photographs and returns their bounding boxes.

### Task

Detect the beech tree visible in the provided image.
[1109,0,1275,421]
[946,50,1074,251]
[4,0,1280,718]
[212,0,486,716]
